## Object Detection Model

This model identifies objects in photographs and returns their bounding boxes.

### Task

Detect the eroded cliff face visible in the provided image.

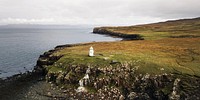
[34,50,62,75]
[93,27,144,40]
[35,49,200,100]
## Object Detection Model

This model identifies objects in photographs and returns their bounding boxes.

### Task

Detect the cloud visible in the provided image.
[0,18,55,24]
[0,0,200,25]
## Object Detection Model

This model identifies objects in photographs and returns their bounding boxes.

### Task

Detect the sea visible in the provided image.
[0,25,121,78]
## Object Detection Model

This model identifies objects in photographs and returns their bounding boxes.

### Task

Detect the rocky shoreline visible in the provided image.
[1,27,200,100]
[93,27,144,40]
[34,42,200,100]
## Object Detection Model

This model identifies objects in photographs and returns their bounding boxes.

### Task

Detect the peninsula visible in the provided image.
[34,17,200,99]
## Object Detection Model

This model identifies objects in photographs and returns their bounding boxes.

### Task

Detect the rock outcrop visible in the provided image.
[39,59,200,99]
[32,41,200,100]
[93,27,144,40]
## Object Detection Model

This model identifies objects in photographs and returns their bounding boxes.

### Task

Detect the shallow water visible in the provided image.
[0,25,121,78]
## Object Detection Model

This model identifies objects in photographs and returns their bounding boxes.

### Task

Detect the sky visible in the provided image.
[0,0,200,26]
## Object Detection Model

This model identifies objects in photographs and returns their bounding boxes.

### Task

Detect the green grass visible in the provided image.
[46,38,200,77]
[45,18,200,77]
[98,17,200,40]
[47,65,65,73]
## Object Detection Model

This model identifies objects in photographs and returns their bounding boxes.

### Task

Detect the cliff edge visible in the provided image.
[33,17,200,99]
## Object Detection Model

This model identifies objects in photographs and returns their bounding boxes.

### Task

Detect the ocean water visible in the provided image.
[0,25,121,78]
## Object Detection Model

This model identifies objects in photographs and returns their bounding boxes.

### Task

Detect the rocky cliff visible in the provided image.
[33,17,200,99]
[34,43,200,100]
[93,27,144,40]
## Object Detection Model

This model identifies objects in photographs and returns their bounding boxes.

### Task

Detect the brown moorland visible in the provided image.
[33,17,200,99]
[46,17,200,77]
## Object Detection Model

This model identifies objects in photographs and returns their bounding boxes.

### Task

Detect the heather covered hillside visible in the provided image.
[34,18,200,99]
[93,17,200,40]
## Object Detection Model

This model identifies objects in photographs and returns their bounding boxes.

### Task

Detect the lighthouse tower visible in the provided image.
[89,46,94,57]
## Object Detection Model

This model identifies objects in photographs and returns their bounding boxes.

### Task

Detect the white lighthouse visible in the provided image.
[89,46,94,57]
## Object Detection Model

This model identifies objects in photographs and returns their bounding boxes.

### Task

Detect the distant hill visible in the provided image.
[94,17,200,40]
[0,24,92,29]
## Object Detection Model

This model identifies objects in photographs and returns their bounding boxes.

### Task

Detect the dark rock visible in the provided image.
[110,60,120,64]
[93,27,144,40]
[153,90,167,100]
[56,73,65,85]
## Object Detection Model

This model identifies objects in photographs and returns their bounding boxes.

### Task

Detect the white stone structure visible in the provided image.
[89,46,94,57]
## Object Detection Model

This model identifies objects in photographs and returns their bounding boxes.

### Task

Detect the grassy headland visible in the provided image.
[93,17,200,40]
[50,38,200,76]
[35,17,200,99]
[45,17,200,77]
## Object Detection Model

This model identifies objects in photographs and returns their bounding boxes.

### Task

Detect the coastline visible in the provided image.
[33,26,200,99]
[93,27,144,40]
[34,39,200,100]
[1,17,200,99]
[1,32,200,100]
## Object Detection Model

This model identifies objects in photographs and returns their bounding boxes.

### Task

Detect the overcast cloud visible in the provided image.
[0,0,200,25]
